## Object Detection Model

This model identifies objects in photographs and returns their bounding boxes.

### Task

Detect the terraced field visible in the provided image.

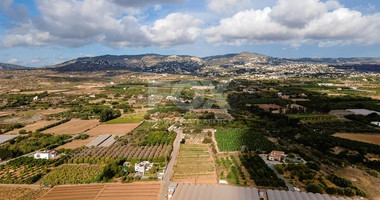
[172,144,217,184]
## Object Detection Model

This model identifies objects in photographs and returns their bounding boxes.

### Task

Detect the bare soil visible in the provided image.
[83,123,140,136]
[43,119,100,135]
[56,136,96,149]
[39,182,161,200]
[7,120,59,134]
[333,133,380,145]
[0,184,48,200]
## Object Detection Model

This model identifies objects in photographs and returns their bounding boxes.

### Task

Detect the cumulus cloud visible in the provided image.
[208,0,252,15]
[205,0,380,47]
[111,0,184,7]
[142,13,203,47]
[205,8,296,44]
[0,0,29,20]
[1,0,202,48]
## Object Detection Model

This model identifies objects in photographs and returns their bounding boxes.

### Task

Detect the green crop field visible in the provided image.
[41,164,103,185]
[104,112,145,124]
[215,129,276,152]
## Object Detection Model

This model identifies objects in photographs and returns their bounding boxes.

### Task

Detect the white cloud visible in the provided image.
[205,8,297,44]
[205,0,380,47]
[270,0,328,28]
[1,0,202,48]
[142,13,203,47]
[208,0,252,15]
[7,58,18,64]
[111,0,184,8]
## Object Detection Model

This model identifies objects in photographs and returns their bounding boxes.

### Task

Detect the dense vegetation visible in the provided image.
[40,164,103,185]
[239,154,286,188]
[215,129,275,152]
[326,175,366,197]
[0,133,71,160]
[71,144,171,163]
[139,131,176,146]
[0,157,65,184]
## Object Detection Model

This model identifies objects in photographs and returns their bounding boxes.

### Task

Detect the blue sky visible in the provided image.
[0,0,379,67]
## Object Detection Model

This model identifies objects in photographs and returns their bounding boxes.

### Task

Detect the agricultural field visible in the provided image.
[333,133,380,145]
[215,154,249,186]
[56,136,96,149]
[0,157,57,184]
[214,129,276,152]
[0,185,48,200]
[40,164,104,185]
[6,120,59,134]
[173,144,217,184]
[39,182,161,200]
[71,144,172,161]
[84,123,141,135]
[288,114,342,124]
[43,119,99,135]
[104,112,146,124]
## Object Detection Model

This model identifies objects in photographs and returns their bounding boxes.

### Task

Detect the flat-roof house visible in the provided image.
[268,150,286,162]
[135,161,153,175]
[34,150,57,159]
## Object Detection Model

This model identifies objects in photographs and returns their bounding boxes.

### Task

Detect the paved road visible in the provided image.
[158,128,183,200]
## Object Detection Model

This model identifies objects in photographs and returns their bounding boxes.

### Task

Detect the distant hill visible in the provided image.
[43,52,380,74]
[49,54,204,74]
[286,57,380,65]
[0,63,28,70]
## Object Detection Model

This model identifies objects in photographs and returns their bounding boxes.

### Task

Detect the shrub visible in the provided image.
[306,183,323,193]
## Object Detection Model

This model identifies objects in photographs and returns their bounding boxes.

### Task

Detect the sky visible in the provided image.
[0,0,379,67]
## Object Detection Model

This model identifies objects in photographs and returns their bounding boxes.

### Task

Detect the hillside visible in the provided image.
[49,54,204,74]
[0,63,28,70]
[36,52,380,74]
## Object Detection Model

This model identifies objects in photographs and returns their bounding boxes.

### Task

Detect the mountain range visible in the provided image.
[1,52,379,73]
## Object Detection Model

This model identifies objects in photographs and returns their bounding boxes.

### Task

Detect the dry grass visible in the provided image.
[0,185,48,200]
[336,167,380,200]
[83,123,140,136]
[43,119,100,135]
[7,120,59,134]
[56,136,96,149]
[173,144,217,184]
[334,133,380,145]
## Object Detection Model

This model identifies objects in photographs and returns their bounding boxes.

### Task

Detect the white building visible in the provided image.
[135,161,153,175]
[166,96,177,101]
[34,150,57,159]
[33,96,39,101]
[371,121,380,126]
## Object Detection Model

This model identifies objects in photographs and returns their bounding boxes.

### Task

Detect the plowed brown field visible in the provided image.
[333,133,380,145]
[43,119,99,135]
[83,123,140,135]
[38,182,161,200]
